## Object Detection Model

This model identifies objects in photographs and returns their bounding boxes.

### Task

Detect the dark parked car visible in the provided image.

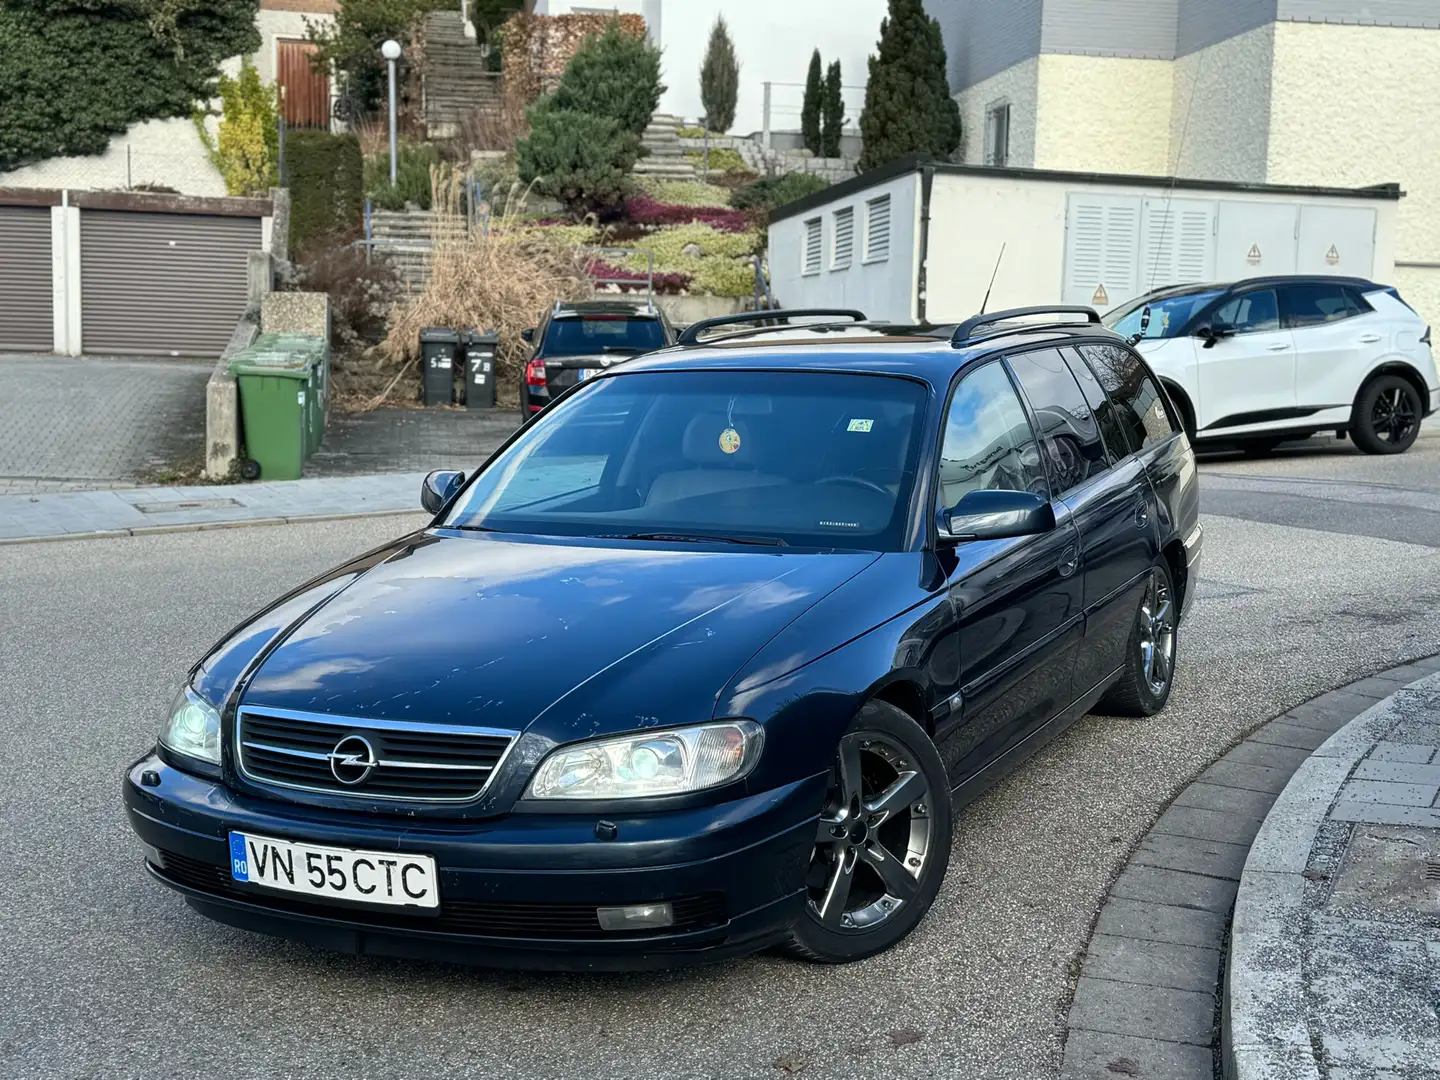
[125,305,1201,969]
[520,299,676,420]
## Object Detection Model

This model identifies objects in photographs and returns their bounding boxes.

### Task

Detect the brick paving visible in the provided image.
[307,406,519,477]
[0,353,210,492]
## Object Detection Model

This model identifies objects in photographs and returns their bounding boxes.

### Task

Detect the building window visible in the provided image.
[864,195,891,263]
[984,102,1010,167]
[803,217,823,275]
[831,207,854,270]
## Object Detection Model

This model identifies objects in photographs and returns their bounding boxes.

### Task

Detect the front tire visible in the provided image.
[1097,562,1177,717]
[1352,375,1421,455]
[785,700,952,963]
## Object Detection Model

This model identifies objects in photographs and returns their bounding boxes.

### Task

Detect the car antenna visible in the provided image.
[979,243,1006,315]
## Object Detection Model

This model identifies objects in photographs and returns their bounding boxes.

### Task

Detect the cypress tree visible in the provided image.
[801,49,823,155]
[821,60,845,158]
[699,15,740,133]
[857,0,962,171]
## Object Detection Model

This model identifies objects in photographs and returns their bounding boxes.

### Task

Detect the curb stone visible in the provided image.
[0,507,422,546]
[1058,655,1440,1080]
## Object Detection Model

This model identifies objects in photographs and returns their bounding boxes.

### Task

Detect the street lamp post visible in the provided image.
[381,39,402,186]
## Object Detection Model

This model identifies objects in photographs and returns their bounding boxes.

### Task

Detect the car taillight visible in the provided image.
[525,358,547,387]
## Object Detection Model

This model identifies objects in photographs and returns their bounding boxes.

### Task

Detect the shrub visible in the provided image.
[288,131,365,255]
[196,58,279,197]
[515,98,639,217]
[686,147,747,174]
[699,16,739,134]
[364,141,440,210]
[858,0,962,170]
[587,259,692,295]
[307,0,447,117]
[626,223,762,263]
[822,60,846,158]
[730,172,831,212]
[801,50,823,155]
[694,257,758,298]
[550,20,664,137]
[677,125,707,139]
[287,241,401,362]
[470,0,523,45]
[625,195,748,232]
[635,179,732,208]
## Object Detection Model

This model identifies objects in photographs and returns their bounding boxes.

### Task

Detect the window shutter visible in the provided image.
[1063,194,1141,309]
[1140,198,1217,293]
[865,195,891,262]
[832,207,854,269]
[803,218,822,275]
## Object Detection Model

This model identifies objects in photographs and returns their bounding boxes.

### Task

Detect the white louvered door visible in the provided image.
[1140,198,1217,295]
[1062,194,1141,311]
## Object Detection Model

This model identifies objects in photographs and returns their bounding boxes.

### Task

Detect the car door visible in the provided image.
[932,360,1085,783]
[1194,287,1295,431]
[1280,282,1381,411]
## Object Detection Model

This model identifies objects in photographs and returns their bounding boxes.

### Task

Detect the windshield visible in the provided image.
[444,370,929,550]
[1106,290,1223,340]
[542,316,666,356]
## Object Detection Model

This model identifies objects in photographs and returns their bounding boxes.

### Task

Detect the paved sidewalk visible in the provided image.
[0,353,211,493]
[308,406,517,476]
[1226,673,1440,1080]
[1060,657,1440,1080]
[0,473,428,543]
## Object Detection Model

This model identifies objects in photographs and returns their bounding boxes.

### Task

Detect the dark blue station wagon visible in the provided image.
[124,306,1202,969]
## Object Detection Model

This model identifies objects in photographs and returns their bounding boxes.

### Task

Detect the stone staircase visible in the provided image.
[636,113,697,181]
[421,10,502,139]
[368,209,468,290]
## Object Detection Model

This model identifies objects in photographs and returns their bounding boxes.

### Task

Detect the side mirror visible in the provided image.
[421,470,466,514]
[521,327,536,344]
[1197,324,1231,349]
[939,489,1055,545]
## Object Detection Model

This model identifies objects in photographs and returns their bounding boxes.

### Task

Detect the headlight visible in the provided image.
[159,685,221,765]
[526,721,763,801]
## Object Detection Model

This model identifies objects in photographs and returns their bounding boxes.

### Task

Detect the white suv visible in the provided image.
[1105,276,1438,455]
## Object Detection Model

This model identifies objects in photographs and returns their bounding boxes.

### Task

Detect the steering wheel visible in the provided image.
[816,475,892,499]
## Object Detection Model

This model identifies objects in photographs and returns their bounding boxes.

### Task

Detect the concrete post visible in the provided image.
[268,187,291,264]
[50,197,83,356]
[762,82,772,150]
[246,251,274,309]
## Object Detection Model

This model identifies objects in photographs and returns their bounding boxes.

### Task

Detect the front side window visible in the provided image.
[938,361,1048,509]
[1280,283,1366,328]
[542,317,666,357]
[1077,343,1177,452]
[445,371,928,550]
[1006,348,1108,496]
[1105,289,1224,340]
[1211,289,1280,334]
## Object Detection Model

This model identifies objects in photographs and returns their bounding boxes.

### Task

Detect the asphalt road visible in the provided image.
[5,432,1440,1080]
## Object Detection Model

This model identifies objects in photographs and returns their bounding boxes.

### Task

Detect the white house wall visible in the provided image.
[955,58,1038,167]
[1167,22,1274,182]
[0,118,226,197]
[252,9,335,85]
[769,173,921,323]
[1033,55,1173,175]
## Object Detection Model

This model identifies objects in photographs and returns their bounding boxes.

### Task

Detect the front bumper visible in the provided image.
[124,754,821,970]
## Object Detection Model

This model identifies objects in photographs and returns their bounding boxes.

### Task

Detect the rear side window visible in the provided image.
[543,317,666,356]
[1076,343,1177,452]
[1280,283,1366,328]
[1212,289,1280,333]
[1062,348,1130,465]
[938,361,1049,507]
[1005,348,1108,496]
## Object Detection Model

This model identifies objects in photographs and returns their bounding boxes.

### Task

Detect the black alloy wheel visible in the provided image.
[785,700,952,963]
[1097,562,1177,717]
[1353,375,1422,455]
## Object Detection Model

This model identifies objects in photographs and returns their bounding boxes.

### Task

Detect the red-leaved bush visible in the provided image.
[624,195,749,233]
[585,259,692,295]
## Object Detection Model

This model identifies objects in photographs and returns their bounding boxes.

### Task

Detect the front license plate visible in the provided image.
[228,831,438,909]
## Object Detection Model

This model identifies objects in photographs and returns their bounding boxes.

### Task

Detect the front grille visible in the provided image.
[155,850,727,939]
[237,708,517,803]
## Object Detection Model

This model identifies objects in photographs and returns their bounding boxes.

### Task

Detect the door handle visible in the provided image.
[1267,342,1291,351]
[1058,545,1078,578]
[1358,334,1382,343]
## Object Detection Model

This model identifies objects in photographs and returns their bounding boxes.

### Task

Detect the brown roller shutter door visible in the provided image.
[81,210,261,357]
[0,206,54,352]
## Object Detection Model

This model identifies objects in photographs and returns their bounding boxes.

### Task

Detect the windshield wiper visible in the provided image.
[602,531,788,547]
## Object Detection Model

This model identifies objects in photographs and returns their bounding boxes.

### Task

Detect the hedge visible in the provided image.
[287,131,364,256]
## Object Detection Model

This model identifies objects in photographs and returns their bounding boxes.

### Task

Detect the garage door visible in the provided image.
[81,210,261,357]
[0,206,54,351]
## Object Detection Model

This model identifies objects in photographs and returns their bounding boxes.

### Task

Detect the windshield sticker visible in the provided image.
[719,427,742,455]
[847,418,874,433]
[819,520,861,529]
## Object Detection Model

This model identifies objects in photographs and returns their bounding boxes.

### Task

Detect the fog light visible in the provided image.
[596,903,674,931]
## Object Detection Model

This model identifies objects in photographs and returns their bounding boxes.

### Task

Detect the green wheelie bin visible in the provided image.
[229,341,318,482]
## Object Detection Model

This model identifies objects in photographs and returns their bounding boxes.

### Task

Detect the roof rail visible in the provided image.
[676,308,868,347]
[951,305,1101,347]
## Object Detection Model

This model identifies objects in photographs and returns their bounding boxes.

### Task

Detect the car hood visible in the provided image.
[237,531,878,745]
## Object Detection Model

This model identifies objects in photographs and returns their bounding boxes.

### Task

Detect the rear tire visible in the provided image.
[1097,562,1177,717]
[784,700,952,963]
[1352,375,1421,455]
